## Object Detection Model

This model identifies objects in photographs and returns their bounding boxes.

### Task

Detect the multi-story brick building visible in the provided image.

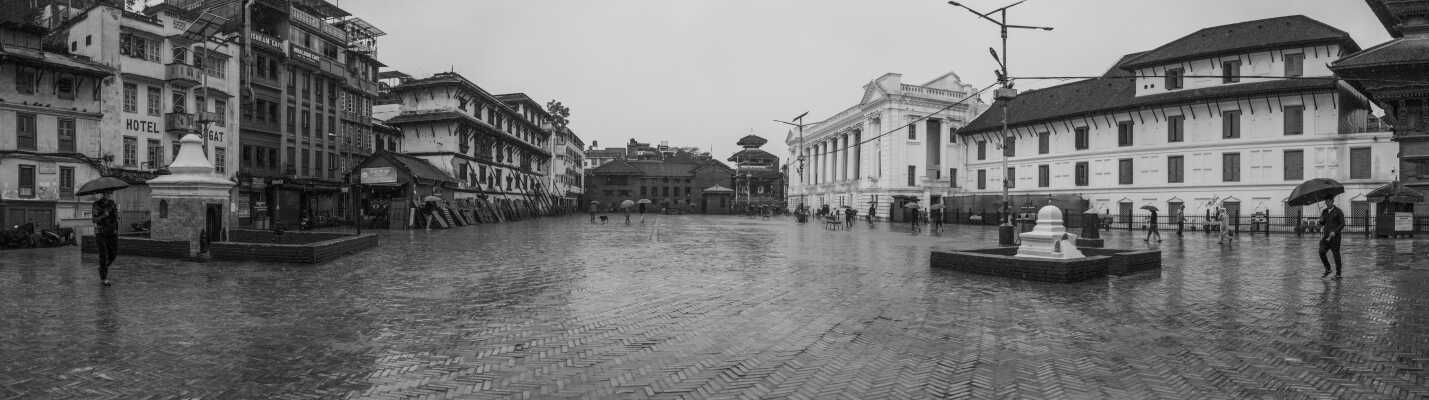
[0,8,112,229]
[60,1,243,231]
[231,0,385,228]
[377,72,553,215]
[957,16,1398,230]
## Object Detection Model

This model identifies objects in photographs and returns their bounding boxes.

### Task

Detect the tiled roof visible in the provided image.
[727,148,778,162]
[589,158,643,176]
[1121,15,1359,70]
[632,161,698,177]
[960,52,1340,135]
[736,134,768,147]
[388,152,457,183]
[1331,36,1429,70]
[0,46,114,77]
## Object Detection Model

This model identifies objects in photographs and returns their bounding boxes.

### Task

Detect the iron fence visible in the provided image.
[934,210,1428,235]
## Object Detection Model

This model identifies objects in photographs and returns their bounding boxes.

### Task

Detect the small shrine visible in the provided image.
[145,134,235,257]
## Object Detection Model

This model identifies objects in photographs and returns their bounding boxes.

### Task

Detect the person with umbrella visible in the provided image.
[844,206,856,229]
[1176,205,1186,237]
[620,199,634,224]
[1216,200,1234,245]
[905,201,921,232]
[929,204,945,233]
[1142,205,1161,243]
[1289,178,1347,278]
[79,176,128,286]
[422,194,442,230]
[637,199,651,224]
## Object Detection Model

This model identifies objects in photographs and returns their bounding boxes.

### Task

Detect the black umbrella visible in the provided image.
[1287,178,1344,206]
[76,176,129,196]
[1140,205,1159,212]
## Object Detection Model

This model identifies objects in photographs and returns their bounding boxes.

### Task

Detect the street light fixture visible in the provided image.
[946,0,1053,245]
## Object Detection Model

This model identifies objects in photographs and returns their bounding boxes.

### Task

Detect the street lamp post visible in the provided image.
[946,0,1053,245]
[775,112,810,211]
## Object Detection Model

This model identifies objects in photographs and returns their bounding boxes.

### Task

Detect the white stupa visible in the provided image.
[146,133,234,256]
[1015,205,1085,259]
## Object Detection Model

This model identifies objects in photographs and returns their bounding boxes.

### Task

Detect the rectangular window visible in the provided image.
[1037,132,1049,154]
[1118,158,1133,185]
[1166,68,1183,90]
[1222,60,1241,83]
[172,90,186,113]
[146,86,161,116]
[1284,149,1304,181]
[1222,110,1241,138]
[215,99,227,125]
[123,136,138,167]
[976,141,986,160]
[16,113,37,151]
[1005,167,1016,188]
[1222,152,1241,182]
[977,169,986,190]
[18,165,36,198]
[1075,161,1089,186]
[214,147,226,174]
[1167,115,1184,142]
[328,152,337,178]
[287,106,296,132]
[907,165,916,186]
[1004,136,1015,157]
[1074,126,1089,150]
[303,149,312,176]
[1349,147,1371,179]
[1117,121,1134,147]
[14,66,36,94]
[269,148,278,169]
[1038,164,1049,187]
[949,168,958,187]
[1284,53,1304,77]
[1283,105,1304,135]
[147,139,162,168]
[1167,155,1184,183]
[56,76,74,100]
[242,145,252,167]
[907,124,917,140]
[59,166,75,199]
[57,118,76,153]
[123,83,138,113]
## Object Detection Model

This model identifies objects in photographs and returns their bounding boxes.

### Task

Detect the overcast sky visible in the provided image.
[336,0,1390,161]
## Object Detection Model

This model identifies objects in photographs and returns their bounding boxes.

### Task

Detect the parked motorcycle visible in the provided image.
[0,223,38,248]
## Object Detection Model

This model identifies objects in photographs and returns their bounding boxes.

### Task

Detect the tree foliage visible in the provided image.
[545,100,571,130]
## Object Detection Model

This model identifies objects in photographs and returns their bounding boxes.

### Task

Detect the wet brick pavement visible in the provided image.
[2,215,1428,399]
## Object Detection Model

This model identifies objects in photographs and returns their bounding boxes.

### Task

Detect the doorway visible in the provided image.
[203,203,224,253]
[1118,202,1133,229]
[1223,201,1241,233]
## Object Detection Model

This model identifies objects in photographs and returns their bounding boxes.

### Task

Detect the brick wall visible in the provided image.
[930,247,1161,283]
[81,234,193,259]
[210,234,377,264]
[227,229,350,244]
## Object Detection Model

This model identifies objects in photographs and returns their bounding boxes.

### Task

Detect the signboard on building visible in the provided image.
[361,167,398,184]
[237,198,250,218]
[1395,212,1414,231]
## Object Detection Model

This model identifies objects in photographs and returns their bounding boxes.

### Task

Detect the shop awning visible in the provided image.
[1366,181,1425,203]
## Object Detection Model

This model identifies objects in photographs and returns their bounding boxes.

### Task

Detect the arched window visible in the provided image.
[159,199,169,218]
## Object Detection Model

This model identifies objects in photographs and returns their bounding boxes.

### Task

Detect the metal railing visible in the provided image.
[935,211,1429,234]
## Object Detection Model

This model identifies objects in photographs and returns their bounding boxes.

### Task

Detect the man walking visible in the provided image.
[1217,202,1234,245]
[844,207,856,229]
[1319,196,1346,278]
[930,208,944,233]
[867,204,876,225]
[1175,206,1185,237]
[588,202,598,224]
[1144,208,1161,242]
[92,192,119,286]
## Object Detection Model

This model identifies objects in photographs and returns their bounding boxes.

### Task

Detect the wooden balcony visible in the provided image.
[165,113,197,134]
[165,63,202,87]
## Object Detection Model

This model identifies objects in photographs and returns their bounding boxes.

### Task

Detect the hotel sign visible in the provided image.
[125,118,162,134]
[361,167,398,184]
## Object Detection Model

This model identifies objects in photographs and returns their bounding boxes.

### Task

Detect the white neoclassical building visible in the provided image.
[956,16,1398,228]
[784,72,988,221]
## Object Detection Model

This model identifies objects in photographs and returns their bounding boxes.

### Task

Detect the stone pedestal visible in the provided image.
[1016,205,1085,259]
[145,134,234,257]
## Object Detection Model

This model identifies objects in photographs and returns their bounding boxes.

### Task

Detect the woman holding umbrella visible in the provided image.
[78,176,129,286]
[1289,178,1346,278]
[637,199,651,224]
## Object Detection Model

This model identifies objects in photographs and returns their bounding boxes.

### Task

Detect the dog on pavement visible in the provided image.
[598,215,608,224]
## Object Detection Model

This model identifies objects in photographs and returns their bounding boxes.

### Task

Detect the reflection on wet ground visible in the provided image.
[2,215,1426,399]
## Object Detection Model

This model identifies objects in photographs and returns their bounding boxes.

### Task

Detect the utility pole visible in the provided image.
[775,111,810,211]
[947,0,1053,245]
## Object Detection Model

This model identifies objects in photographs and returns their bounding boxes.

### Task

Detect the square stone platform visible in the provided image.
[931,246,1161,283]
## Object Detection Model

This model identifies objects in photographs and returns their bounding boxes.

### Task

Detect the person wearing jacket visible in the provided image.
[1318,196,1346,278]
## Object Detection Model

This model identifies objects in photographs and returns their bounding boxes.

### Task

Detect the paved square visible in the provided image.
[2,215,1427,399]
